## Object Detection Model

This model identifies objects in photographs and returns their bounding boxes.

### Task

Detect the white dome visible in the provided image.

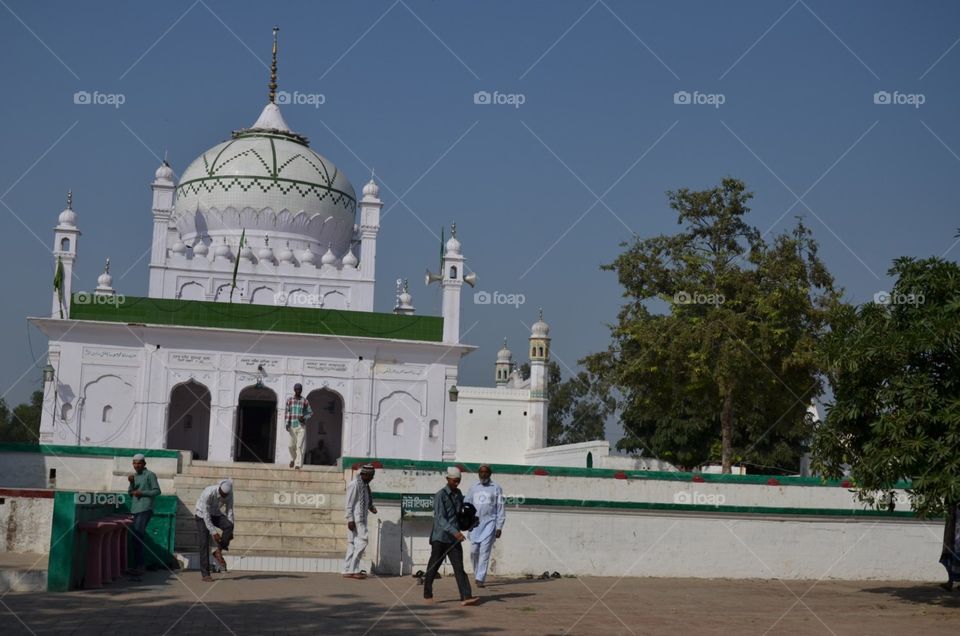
[320,245,337,266]
[531,310,550,337]
[58,207,77,227]
[193,240,209,257]
[258,241,275,263]
[155,161,175,182]
[214,238,233,260]
[240,243,256,261]
[298,246,316,265]
[445,235,461,256]
[362,178,379,198]
[173,103,357,256]
[497,340,512,362]
[278,241,295,263]
[342,248,358,268]
[171,234,187,255]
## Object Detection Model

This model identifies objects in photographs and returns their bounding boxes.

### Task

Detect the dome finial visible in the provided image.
[67,190,73,210]
[539,307,543,321]
[269,26,279,103]
[450,222,457,238]
[103,258,110,275]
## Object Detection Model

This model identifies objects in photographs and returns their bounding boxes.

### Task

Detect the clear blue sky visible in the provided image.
[2,1,959,441]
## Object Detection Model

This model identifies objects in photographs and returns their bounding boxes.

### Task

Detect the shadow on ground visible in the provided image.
[862,583,960,608]
[1,571,511,635]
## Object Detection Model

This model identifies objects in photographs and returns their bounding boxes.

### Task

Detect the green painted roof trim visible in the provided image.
[371,491,922,519]
[0,442,180,459]
[69,295,444,342]
[344,456,912,490]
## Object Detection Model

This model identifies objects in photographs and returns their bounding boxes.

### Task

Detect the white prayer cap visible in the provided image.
[446,466,462,479]
[132,453,145,461]
[219,479,233,494]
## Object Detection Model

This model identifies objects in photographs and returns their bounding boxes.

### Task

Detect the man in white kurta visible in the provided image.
[343,464,377,578]
[465,464,506,587]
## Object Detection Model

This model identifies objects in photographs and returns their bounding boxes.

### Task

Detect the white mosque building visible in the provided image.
[28,33,629,469]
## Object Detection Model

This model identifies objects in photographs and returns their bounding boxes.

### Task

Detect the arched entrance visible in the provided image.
[166,380,211,459]
[304,388,343,466]
[235,385,277,462]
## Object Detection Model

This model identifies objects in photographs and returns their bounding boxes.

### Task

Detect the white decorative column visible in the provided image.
[148,162,176,296]
[440,225,465,344]
[527,310,551,450]
[52,191,80,318]
[358,177,381,282]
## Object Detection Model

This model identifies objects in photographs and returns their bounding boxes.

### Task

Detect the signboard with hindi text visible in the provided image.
[401,494,434,518]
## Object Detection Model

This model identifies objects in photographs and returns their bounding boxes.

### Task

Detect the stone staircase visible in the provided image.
[174,460,354,573]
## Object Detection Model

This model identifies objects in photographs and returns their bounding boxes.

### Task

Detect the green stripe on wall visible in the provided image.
[69,295,444,342]
[369,491,923,519]
[343,456,912,490]
[0,443,180,459]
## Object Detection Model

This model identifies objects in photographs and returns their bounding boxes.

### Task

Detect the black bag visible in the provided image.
[446,490,478,531]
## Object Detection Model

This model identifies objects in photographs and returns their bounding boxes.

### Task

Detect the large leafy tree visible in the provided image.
[812,257,960,517]
[585,178,840,473]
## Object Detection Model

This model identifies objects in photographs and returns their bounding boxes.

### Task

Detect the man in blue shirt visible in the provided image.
[423,467,479,606]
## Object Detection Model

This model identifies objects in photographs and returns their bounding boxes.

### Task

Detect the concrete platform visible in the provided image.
[2,571,959,635]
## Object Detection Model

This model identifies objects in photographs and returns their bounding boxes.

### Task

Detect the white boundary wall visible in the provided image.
[358,467,945,581]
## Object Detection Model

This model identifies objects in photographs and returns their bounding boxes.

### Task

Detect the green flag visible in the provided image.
[230,229,245,303]
[53,255,65,318]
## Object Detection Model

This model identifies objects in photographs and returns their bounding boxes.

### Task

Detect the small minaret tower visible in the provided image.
[52,191,80,318]
[148,159,176,295]
[440,224,466,343]
[495,338,513,388]
[358,174,381,280]
[527,309,551,450]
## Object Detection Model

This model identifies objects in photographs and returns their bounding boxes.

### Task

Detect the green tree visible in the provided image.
[812,257,960,517]
[0,391,43,444]
[585,178,840,473]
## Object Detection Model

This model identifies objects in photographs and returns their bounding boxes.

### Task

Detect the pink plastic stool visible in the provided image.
[78,520,118,589]
[104,515,134,579]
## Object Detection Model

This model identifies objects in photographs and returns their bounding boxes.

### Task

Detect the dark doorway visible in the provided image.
[304,388,344,466]
[235,386,277,462]
[167,380,211,460]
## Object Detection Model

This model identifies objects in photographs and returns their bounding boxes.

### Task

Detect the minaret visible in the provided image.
[94,258,115,296]
[440,224,466,344]
[495,338,513,387]
[358,174,381,280]
[148,160,176,295]
[527,309,551,450]
[394,279,415,315]
[52,191,80,318]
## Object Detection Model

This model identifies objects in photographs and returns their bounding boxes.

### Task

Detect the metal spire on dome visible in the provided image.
[269,26,279,104]
[67,190,73,210]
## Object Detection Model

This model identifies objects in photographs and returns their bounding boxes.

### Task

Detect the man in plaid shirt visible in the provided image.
[285,383,313,469]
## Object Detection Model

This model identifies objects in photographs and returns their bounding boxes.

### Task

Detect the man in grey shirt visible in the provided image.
[423,467,479,606]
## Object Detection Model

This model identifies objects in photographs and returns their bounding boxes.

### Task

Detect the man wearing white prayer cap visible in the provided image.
[194,478,235,581]
[423,466,479,606]
[342,464,377,578]
[126,453,160,576]
[466,464,506,588]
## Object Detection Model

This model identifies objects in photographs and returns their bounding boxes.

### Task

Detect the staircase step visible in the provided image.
[175,503,346,523]
[176,551,358,574]
[176,533,347,552]
[183,463,344,482]
[175,487,346,508]
[175,474,345,491]
[176,518,347,537]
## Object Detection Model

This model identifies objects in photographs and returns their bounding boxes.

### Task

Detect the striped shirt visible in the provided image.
[285,396,313,429]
